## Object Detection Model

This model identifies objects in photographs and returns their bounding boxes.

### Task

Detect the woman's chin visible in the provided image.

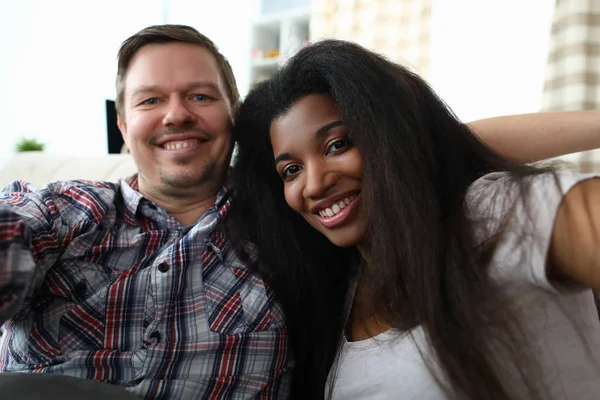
[322,231,363,248]
[308,218,366,248]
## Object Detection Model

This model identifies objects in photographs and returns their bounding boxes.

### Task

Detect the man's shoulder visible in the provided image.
[2,179,127,223]
[3,178,121,196]
[45,179,121,194]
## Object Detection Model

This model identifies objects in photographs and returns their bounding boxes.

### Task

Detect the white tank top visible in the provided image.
[328,172,600,400]
[328,327,446,399]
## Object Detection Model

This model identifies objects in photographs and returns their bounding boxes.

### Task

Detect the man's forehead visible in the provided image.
[125,43,225,93]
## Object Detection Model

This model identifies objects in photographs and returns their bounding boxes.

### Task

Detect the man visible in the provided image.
[0,25,289,399]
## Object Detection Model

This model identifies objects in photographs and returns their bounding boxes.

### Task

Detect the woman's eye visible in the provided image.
[281,165,303,179]
[326,137,352,154]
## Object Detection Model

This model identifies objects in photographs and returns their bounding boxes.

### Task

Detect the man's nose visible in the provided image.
[162,97,196,126]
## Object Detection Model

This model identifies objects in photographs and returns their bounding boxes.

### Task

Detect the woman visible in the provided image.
[229,40,600,399]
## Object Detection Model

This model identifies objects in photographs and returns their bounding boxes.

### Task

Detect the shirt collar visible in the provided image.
[119,174,232,227]
[120,175,145,216]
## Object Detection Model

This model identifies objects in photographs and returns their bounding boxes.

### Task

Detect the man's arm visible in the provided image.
[469,111,600,163]
[0,181,65,322]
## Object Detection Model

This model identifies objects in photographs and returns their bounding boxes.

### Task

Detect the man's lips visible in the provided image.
[154,133,210,147]
[161,138,202,151]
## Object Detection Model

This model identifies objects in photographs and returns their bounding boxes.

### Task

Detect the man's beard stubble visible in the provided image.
[158,156,221,197]
[151,123,226,197]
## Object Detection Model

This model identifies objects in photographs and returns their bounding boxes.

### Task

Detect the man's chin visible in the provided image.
[178,154,203,165]
[161,175,208,190]
[159,165,218,190]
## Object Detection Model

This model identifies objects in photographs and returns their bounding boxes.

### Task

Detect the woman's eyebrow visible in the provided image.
[315,120,343,139]
[274,120,344,167]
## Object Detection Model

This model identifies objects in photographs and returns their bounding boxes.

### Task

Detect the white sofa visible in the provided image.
[0,152,137,188]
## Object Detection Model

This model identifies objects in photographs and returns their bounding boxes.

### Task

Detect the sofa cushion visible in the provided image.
[0,153,136,188]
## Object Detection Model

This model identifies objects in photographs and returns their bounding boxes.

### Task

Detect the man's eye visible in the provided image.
[193,94,209,101]
[144,98,159,105]
[281,165,302,179]
[326,137,352,154]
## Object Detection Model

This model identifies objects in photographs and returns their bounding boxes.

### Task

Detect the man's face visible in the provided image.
[118,42,233,199]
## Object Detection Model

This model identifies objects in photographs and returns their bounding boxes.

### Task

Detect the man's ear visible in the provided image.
[117,116,127,141]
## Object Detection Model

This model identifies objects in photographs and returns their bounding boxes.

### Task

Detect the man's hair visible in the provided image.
[115,24,240,121]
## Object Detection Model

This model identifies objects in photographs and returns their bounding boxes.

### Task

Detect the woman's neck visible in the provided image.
[346,276,391,342]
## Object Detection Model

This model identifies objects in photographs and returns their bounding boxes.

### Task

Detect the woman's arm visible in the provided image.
[469,111,600,163]
[549,178,600,291]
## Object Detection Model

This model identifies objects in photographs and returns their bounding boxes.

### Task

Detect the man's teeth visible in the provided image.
[163,139,197,151]
[318,194,357,218]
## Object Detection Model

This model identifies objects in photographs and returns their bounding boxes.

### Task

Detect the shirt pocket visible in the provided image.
[202,256,276,335]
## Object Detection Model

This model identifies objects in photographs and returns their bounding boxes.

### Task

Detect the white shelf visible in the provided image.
[249,7,311,89]
[253,7,311,28]
[251,57,280,68]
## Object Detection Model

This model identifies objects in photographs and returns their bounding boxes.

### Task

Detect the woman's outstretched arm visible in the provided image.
[469,111,600,163]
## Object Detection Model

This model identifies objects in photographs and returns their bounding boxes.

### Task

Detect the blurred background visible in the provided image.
[1,0,596,168]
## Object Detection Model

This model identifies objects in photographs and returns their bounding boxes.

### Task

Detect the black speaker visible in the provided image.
[106,100,124,154]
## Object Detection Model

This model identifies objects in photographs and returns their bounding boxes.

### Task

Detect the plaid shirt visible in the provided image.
[0,176,290,399]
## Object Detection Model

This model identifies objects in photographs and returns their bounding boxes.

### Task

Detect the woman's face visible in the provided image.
[270,94,367,247]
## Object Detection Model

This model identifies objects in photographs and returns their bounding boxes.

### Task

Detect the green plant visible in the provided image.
[15,138,45,152]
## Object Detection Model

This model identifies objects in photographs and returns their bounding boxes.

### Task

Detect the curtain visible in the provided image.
[542,0,600,171]
[310,0,433,77]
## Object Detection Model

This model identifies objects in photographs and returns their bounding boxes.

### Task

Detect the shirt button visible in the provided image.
[149,330,161,343]
[158,262,169,273]
[74,281,87,297]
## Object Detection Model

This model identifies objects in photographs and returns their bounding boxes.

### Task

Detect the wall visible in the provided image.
[260,0,310,14]
[0,0,164,162]
[0,0,557,163]
[166,0,259,98]
[429,0,556,122]
[0,0,257,163]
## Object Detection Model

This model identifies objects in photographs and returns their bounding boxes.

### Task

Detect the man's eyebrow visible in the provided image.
[130,85,160,100]
[273,120,344,166]
[186,81,221,93]
[129,81,221,99]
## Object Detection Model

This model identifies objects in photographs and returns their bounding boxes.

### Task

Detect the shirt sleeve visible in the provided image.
[0,180,69,322]
[468,171,600,293]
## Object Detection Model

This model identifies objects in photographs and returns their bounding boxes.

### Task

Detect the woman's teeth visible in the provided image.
[318,194,357,218]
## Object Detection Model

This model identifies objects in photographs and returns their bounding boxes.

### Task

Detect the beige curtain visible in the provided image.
[541,0,600,171]
[310,0,433,77]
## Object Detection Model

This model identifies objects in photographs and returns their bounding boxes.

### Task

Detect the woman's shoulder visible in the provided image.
[465,169,598,260]
[467,169,598,213]
[467,169,600,290]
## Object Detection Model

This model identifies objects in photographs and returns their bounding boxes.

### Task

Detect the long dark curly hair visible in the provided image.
[228,40,553,399]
